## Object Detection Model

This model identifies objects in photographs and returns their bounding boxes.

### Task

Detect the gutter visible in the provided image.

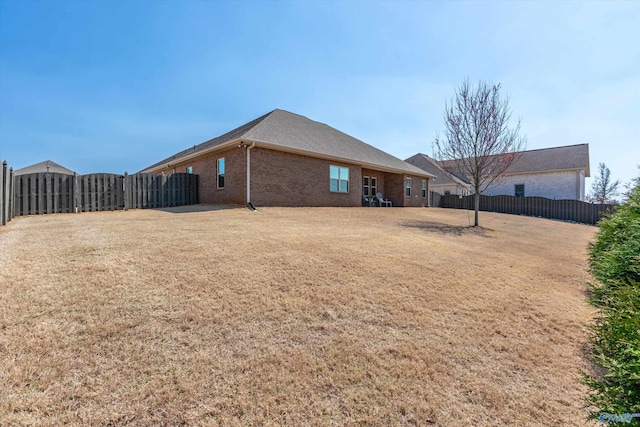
[140,139,244,174]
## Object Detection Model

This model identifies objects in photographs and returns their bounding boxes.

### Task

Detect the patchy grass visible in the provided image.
[0,207,596,426]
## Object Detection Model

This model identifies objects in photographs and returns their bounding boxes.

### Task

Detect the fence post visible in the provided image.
[1,161,5,225]
[8,167,14,222]
[73,173,79,213]
[45,172,52,214]
[123,172,129,210]
[160,174,167,208]
[193,174,198,205]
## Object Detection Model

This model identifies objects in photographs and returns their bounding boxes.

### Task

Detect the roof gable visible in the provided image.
[14,160,75,175]
[405,153,470,186]
[142,109,432,177]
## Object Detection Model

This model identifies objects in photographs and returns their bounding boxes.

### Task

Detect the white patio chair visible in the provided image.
[376,192,392,207]
[363,193,375,207]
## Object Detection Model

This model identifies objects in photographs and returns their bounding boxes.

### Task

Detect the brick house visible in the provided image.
[406,144,590,201]
[141,109,434,207]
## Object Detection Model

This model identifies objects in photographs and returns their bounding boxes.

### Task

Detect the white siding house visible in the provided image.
[407,144,590,201]
[482,169,586,200]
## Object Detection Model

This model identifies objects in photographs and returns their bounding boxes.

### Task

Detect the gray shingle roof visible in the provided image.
[14,160,74,175]
[437,143,590,177]
[405,153,470,186]
[142,109,432,177]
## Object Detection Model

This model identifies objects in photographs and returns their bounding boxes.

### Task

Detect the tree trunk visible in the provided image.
[474,192,480,226]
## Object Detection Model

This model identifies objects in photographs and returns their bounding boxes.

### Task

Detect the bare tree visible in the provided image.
[623,165,640,201]
[434,79,526,226]
[588,162,619,204]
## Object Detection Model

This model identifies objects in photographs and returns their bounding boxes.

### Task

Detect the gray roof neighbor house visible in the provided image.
[408,144,591,200]
[143,109,432,177]
[437,143,590,177]
[14,160,75,176]
[405,153,470,188]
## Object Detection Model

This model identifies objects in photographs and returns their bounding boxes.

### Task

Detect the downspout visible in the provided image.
[246,142,257,210]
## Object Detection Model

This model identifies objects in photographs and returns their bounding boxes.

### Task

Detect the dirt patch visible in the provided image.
[401,220,494,236]
[0,207,596,426]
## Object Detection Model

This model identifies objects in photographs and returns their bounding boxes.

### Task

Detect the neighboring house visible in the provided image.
[141,109,434,207]
[14,160,75,175]
[407,143,590,201]
[405,153,471,197]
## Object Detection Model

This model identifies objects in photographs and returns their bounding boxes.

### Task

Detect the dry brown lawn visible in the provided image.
[0,206,597,426]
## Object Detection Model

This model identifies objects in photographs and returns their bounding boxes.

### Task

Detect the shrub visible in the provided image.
[585,186,640,424]
[589,188,640,293]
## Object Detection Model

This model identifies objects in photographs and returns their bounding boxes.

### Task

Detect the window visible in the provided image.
[363,176,370,196]
[405,177,412,197]
[217,158,225,189]
[515,184,525,197]
[186,166,193,174]
[421,180,427,198]
[444,190,451,195]
[330,165,349,193]
[371,177,378,196]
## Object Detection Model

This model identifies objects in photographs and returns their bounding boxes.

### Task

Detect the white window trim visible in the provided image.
[421,180,427,198]
[371,177,378,196]
[363,175,370,196]
[405,177,412,197]
[330,165,349,193]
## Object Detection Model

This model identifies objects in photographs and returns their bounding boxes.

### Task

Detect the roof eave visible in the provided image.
[139,138,244,173]
[141,137,434,178]
[503,167,589,176]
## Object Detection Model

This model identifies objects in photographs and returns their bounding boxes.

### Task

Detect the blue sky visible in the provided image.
[1,0,638,191]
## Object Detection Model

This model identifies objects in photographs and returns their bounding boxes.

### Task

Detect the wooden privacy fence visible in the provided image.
[124,173,198,209]
[78,173,125,213]
[429,191,442,209]
[2,167,198,220]
[14,172,77,216]
[435,193,613,225]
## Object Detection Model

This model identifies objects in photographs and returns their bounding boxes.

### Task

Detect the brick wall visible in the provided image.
[155,146,246,205]
[381,173,427,207]
[153,145,428,207]
[251,148,361,207]
[405,175,428,207]
[383,173,404,207]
